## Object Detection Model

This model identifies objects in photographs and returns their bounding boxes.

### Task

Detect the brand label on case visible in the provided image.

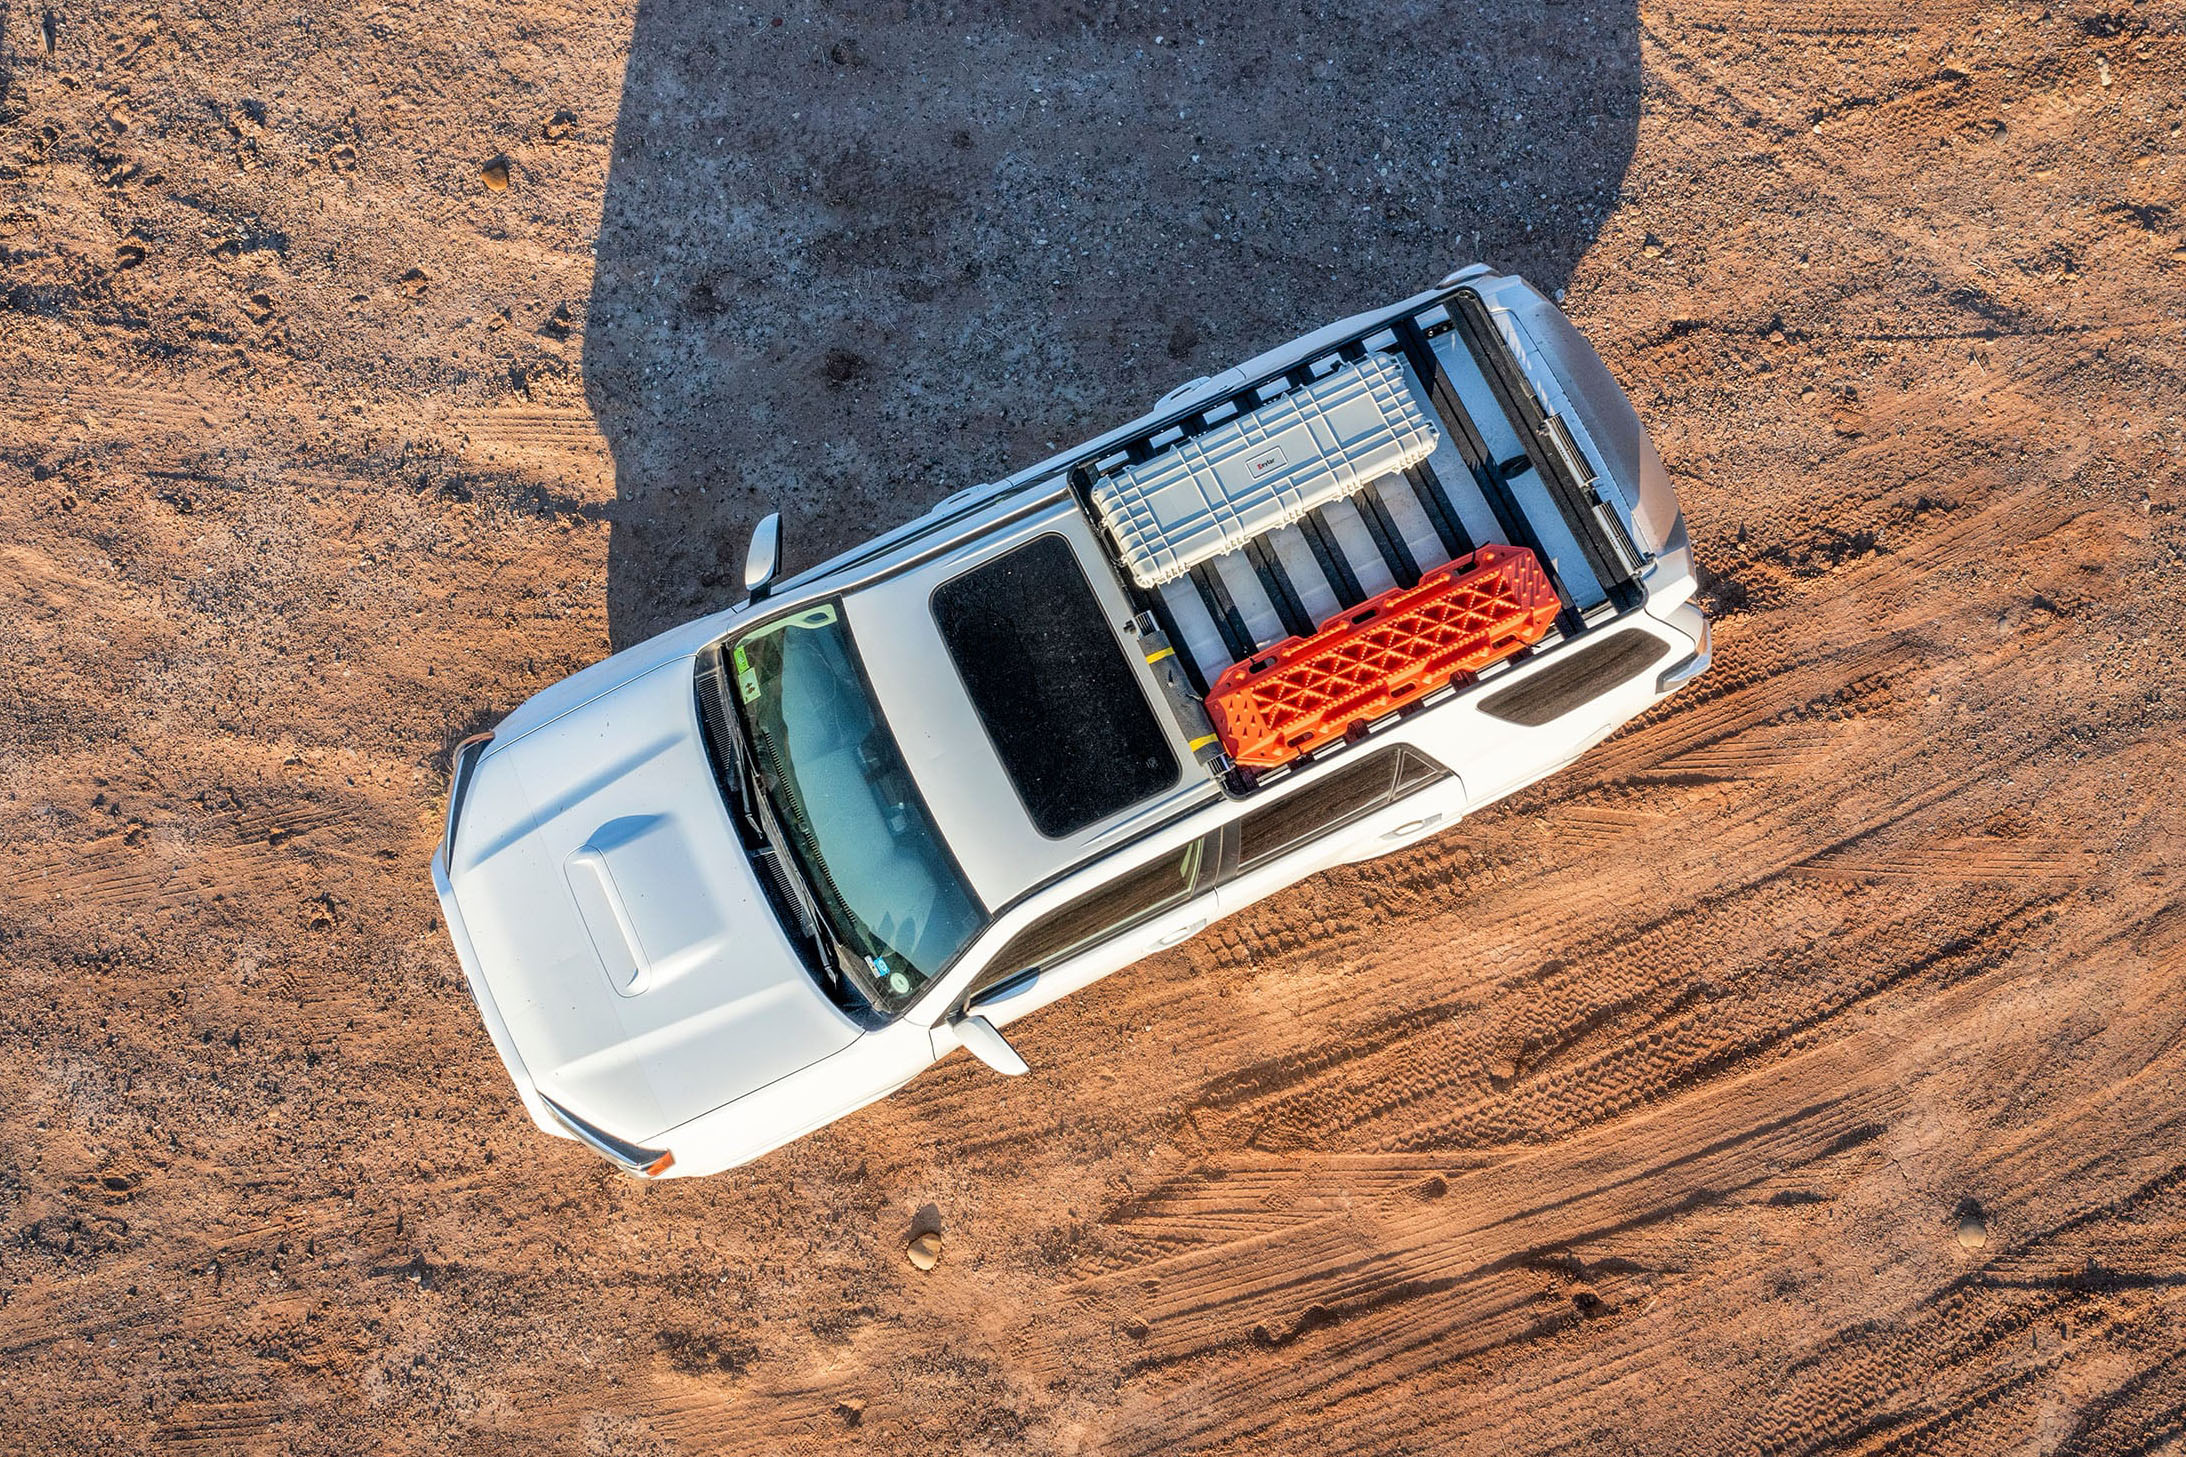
[1246,446,1288,480]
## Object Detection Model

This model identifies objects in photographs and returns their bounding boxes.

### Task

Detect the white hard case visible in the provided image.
[1091,353,1441,589]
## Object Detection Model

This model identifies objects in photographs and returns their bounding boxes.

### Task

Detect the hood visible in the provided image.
[444,654,860,1143]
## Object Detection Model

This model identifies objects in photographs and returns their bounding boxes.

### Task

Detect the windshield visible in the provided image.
[729,602,987,1015]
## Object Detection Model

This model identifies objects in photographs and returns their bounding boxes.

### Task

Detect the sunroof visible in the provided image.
[931,534,1180,838]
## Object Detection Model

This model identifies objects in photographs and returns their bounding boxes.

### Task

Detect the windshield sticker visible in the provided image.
[732,644,761,703]
[865,954,913,998]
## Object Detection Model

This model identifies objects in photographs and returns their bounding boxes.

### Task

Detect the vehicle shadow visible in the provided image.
[586,1,1640,651]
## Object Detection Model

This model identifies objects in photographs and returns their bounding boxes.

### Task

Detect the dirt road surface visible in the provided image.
[4,0,2185,1450]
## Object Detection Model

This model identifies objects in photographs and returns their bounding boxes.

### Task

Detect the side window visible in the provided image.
[1235,746,1449,872]
[964,836,1210,1005]
[1394,746,1446,795]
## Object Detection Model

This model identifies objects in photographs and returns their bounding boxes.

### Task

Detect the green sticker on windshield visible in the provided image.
[732,644,761,703]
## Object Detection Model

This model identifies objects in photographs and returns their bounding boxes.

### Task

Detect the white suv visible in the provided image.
[432,266,1707,1178]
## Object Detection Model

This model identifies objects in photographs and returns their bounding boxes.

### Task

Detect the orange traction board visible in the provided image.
[1204,543,1562,771]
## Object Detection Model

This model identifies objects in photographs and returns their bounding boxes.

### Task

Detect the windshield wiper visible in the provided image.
[750,772,882,1015]
[701,660,865,1005]
[720,697,880,1015]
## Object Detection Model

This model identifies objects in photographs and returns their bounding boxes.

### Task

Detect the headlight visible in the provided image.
[540,1096,676,1178]
[441,732,495,857]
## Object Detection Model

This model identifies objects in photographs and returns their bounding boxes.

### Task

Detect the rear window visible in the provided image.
[932,534,1180,837]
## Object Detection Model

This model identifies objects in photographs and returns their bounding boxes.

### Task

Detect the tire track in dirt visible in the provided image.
[10,792,357,922]
[1796,835,2100,882]
[8,380,232,441]
[1075,973,2186,1455]
[446,403,615,489]
[1652,0,1991,36]
[1073,1028,1908,1452]
[1736,1052,2186,1455]
[1201,876,2058,1158]
[7,374,615,504]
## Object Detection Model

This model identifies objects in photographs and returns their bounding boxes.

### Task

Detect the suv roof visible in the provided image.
[843,497,1218,907]
[930,532,1180,838]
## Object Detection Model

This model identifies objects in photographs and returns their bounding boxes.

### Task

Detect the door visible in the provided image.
[1216,743,1463,913]
[945,830,1220,1030]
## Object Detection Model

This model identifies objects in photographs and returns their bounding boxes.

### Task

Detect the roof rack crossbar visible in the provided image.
[1391,313,1584,639]
[1242,536,1315,641]
[1354,479,1421,589]
[1405,458,1473,561]
[1300,506,1366,610]
[1190,561,1258,664]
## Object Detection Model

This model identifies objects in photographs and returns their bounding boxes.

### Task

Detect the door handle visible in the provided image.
[1153,918,1208,949]
[1384,812,1444,840]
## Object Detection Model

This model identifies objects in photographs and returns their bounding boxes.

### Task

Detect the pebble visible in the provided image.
[1955,1210,1988,1251]
[481,157,511,192]
[906,1232,942,1271]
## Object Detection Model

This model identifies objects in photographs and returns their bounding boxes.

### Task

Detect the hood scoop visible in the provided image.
[561,813,732,1000]
[565,845,652,997]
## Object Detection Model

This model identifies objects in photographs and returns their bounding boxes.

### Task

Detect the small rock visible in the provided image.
[834,1397,865,1427]
[1956,1211,1988,1251]
[1641,233,1666,258]
[481,156,511,192]
[906,1232,942,1272]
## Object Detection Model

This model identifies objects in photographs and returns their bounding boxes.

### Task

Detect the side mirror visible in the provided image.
[743,512,783,601]
[952,1014,1028,1076]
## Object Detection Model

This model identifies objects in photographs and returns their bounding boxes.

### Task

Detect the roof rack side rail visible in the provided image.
[1443,290,1645,612]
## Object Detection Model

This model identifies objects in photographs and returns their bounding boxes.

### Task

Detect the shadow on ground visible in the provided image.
[586,1,1640,650]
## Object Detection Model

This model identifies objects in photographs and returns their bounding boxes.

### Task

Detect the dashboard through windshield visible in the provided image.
[727,602,987,1015]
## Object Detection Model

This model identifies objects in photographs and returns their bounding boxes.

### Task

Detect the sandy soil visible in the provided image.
[4,0,2185,1451]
